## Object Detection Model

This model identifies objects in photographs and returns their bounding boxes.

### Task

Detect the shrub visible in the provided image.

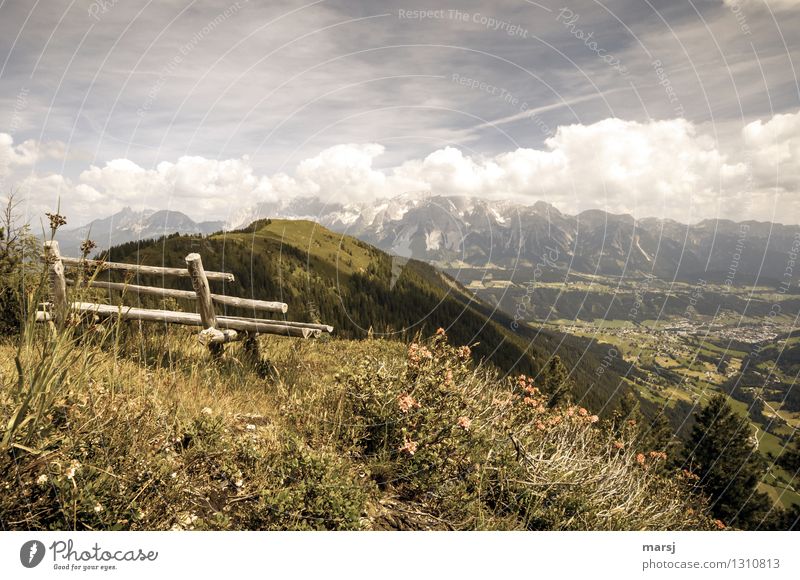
[341,329,714,530]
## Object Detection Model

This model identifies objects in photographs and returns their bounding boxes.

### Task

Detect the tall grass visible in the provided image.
[0,285,716,530]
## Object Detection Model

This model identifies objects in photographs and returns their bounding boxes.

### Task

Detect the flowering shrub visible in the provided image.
[343,331,486,506]
[341,331,714,530]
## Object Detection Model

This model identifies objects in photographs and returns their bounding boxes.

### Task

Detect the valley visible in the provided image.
[449,267,800,509]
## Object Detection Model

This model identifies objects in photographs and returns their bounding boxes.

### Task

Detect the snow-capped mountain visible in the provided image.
[235,193,800,283]
[62,193,800,284]
[57,207,224,256]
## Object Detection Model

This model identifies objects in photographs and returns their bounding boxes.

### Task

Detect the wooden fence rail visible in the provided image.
[60,255,235,282]
[39,240,332,354]
[66,280,288,313]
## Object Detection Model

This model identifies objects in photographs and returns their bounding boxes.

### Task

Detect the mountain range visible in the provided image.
[65,193,800,285]
[57,207,224,256]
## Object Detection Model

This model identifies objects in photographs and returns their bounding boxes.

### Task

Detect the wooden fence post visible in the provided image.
[44,241,67,325]
[185,253,222,355]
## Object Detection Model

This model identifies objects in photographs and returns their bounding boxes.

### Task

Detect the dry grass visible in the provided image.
[0,318,714,530]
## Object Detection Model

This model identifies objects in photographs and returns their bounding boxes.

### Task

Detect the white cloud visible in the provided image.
[743,110,800,190]
[390,118,743,221]
[6,110,800,225]
[1,133,42,177]
[0,133,66,177]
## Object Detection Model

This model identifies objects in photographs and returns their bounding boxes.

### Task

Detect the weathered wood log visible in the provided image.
[215,315,321,338]
[70,279,288,313]
[208,293,288,314]
[227,315,333,333]
[36,302,321,338]
[44,241,67,324]
[59,256,235,282]
[198,327,240,345]
[185,253,217,330]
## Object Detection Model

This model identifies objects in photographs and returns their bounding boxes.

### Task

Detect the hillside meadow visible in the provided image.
[0,315,715,531]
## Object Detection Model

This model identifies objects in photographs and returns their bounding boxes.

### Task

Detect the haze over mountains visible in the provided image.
[64,193,800,285]
[57,207,224,256]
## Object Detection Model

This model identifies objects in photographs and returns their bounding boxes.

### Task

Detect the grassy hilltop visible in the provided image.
[103,218,638,412]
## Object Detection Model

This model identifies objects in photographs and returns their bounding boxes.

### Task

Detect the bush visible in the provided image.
[340,329,713,530]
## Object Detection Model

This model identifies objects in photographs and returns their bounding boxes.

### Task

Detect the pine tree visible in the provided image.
[613,391,640,434]
[643,412,674,453]
[683,394,770,528]
[543,356,573,407]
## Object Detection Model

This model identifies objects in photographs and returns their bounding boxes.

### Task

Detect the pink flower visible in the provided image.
[457,346,471,360]
[397,393,419,413]
[408,343,433,364]
[399,439,418,455]
[457,416,472,431]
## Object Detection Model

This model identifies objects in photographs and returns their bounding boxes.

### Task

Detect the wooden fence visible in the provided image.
[37,240,332,353]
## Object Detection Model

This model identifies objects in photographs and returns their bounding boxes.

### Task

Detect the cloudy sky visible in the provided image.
[0,0,798,226]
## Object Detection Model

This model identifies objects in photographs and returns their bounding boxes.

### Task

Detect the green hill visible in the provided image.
[102,219,635,412]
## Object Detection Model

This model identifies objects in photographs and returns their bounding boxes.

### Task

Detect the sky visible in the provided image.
[0,0,799,227]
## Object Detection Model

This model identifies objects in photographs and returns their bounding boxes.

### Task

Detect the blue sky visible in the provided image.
[1,0,798,225]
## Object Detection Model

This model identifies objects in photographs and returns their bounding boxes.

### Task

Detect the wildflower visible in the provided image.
[398,438,418,455]
[457,345,471,360]
[444,369,454,387]
[36,474,48,485]
[408,343,433,364]
[566,407,575,417]
[648,450,667,461]
[714,519,726,530]
[436,327,446,336]
[235,478,244,488]
[535,421,546,431]
[201,407,212,415]
[94,503,104,513]
[613,440,624,450]
[397,393,419,413]
[523,396,537,406]
[246,424,256,431]
[65,460,81,480]
[45,212,67,233]
[636,453,646,466]
[578,407,588,417]
[457,416,472,431]
[80,239,97,258]
[681,469,700,481]
[589,415,599,423]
